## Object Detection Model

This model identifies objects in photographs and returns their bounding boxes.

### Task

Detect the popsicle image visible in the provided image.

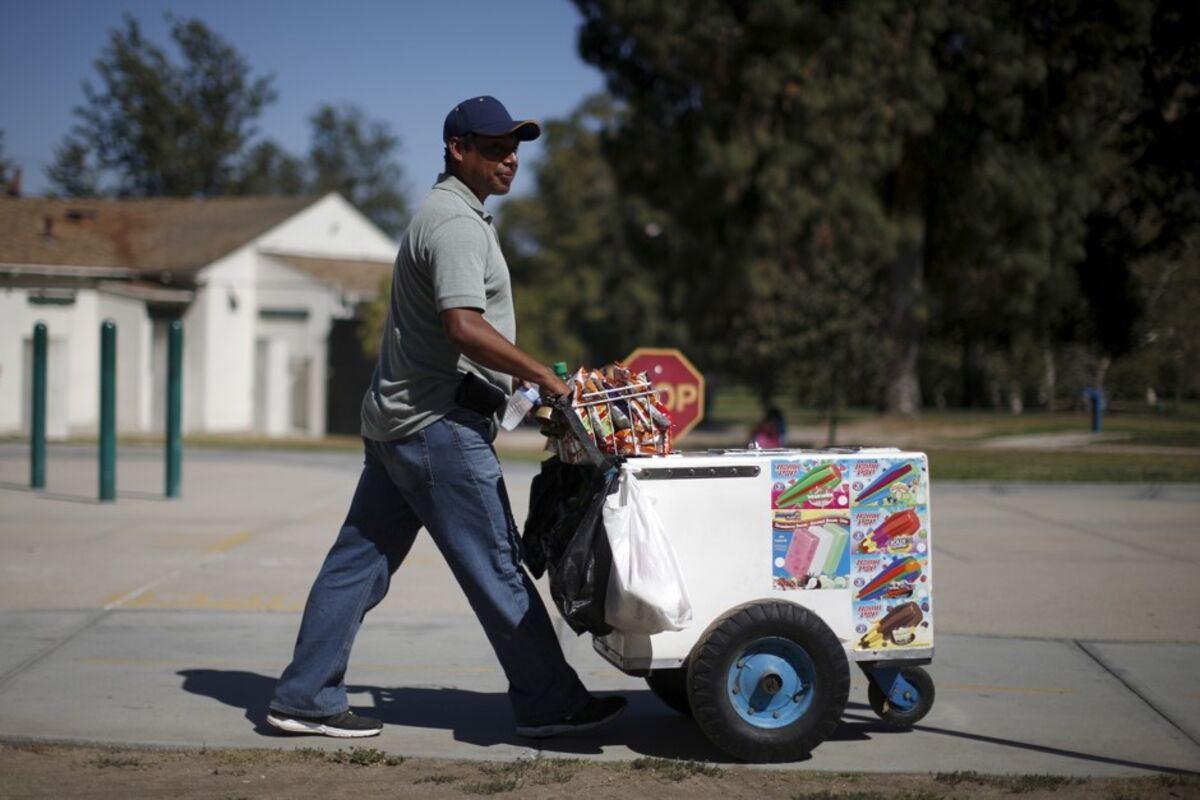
[783,527,819,578]
[820,523,850,575]
[855,462,914,506]
[776,463,842,508]
[857,508,921,554]
[856,556,922,601]
[808,525,834,575]
[857,601,924,649]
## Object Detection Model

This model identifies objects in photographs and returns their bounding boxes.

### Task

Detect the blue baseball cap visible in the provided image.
[443,96,541,143]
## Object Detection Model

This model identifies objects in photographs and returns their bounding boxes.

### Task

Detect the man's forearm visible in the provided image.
[442,308,566,395]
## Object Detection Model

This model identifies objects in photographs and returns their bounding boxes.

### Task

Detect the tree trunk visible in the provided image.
[886,341,922,415]
[1041,344,1057,412]
[1095,356,1111,391]
[962,336,988,408]
[826,369,842,446]
[884,140,924,415]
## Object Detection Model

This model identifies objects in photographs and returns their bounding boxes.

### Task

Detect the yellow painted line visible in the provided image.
[206,530,254,554]
[120,591,304,611]
[941,682,1077,695]
[99,527,258,609]
[78,657,494,674]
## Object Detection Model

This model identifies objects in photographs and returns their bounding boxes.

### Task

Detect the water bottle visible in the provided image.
[501,384,540,430]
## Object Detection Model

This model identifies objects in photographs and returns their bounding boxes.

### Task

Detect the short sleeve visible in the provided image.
[428,216,491,312]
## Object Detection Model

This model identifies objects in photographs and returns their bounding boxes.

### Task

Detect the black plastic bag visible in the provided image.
[523,457,618,636]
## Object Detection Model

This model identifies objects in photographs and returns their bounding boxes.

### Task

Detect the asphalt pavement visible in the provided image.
[0,440,1198,776]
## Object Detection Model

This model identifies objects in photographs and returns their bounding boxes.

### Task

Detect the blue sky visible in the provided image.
[0,0,606,205]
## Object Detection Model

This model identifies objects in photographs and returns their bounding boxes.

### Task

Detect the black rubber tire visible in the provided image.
[686,600,850,763]
[645,667,692,715]
[866,666,935,729]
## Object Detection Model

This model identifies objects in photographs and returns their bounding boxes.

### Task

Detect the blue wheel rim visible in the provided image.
[726,636,817,729]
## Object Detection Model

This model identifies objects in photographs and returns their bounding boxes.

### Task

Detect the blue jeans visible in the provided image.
[270,408,592,726]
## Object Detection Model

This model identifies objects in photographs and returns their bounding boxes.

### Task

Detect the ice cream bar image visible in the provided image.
[858,508,921,553]
[776,463,842,508]
[878,601,923,641]
[820,523,849,575]
[856,556,922,601]
[855,462,914,505]
[857,601,924,649]
[783,527,819,578]
[809,525,834,575]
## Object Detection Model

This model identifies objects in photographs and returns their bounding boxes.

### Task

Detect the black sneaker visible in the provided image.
[266,709,382,738]
[515,695,628,738]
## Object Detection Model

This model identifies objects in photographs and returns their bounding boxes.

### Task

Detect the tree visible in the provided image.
[574,0,1197,416]
[49,14,276,196]
[230,139,306,196]
[498,94,664,368]
[309,104,409,237]
[0,131,10,185]
[46,137,101,197]
[574,0,945,421]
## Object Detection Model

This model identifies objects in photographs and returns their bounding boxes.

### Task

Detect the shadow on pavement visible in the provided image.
[175,668,732,760]
[180,668,1186,771]
[178,669,279,735]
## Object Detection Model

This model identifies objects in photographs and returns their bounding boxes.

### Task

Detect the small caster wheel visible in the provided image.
[866,665,934,728]
[645,666,691,715]
[687,600,849,762]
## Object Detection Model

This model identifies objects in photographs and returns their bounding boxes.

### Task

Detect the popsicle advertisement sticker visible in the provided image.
[852,506,929,555]
[850,458,926,508]
[772,510,851,590]
[768,453,934,652]
[772,459,851,510]
[851,524,932,651]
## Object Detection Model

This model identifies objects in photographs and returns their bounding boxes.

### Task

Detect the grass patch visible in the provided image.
[285,747,331,762]
[462,758,578,794]
[88,754,143,769]
[791,792,941,800]
[927,448,1200,482]
[629,757,724,781]
[934,770,1083,793]
[1155,772,1199,787]
[415,774,460,785]
[325,747,404,767]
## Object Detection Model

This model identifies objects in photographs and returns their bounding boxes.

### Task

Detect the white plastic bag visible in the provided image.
[603,471,693,634]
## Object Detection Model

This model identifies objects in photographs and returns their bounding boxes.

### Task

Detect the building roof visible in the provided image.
[264,253,392,299]
[0,195,320,284]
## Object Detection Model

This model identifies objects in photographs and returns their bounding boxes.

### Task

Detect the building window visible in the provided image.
[259,308,309,321]
[28,290,76,306]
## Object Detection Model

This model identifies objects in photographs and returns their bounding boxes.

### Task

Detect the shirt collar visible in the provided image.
[433,174,492,224]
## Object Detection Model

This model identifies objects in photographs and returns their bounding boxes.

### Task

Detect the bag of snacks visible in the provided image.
[550,362,674,463]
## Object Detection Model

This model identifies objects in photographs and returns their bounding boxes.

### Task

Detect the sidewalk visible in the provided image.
[0,443,1198,775]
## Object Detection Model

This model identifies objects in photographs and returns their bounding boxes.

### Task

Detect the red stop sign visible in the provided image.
[623,347,706,439]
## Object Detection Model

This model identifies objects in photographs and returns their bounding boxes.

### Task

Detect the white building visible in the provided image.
[0,193,395,439]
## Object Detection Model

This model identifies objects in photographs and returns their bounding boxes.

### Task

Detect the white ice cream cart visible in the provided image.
[595,447,936,762]
[533,379,936,762]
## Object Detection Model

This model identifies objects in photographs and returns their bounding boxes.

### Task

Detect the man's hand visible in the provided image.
[541,375,569,399]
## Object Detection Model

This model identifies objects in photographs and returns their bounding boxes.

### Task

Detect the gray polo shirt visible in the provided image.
[360,174,516,441]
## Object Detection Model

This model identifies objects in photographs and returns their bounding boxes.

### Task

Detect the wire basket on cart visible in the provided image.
[545,364,674,465]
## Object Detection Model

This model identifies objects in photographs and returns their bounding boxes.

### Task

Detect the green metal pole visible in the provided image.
[31,322,47,489]
[165,319,183,498]
[99,319,116,502]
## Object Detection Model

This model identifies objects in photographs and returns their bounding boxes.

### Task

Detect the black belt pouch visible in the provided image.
[455,371,507,417]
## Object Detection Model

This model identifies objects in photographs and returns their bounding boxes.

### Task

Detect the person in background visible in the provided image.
[265,95,626,739]
[751,406,787,449]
